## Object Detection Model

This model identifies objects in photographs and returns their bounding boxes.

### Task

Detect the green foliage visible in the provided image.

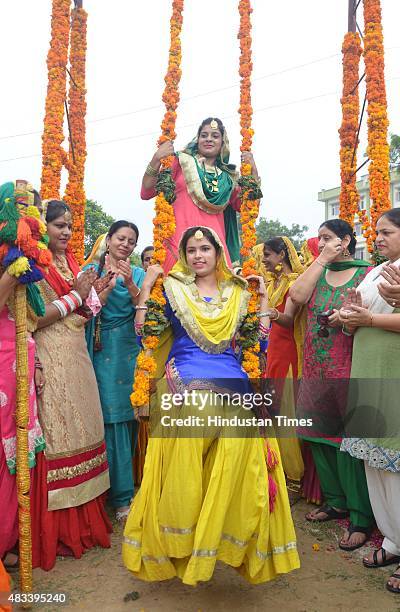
[256,217,309,251]
[370,246,388,267]
[84,199,115,257]
[389,133,400,170]
[130,252,142,267]
[156,169,176,204]
[238,176,263,201]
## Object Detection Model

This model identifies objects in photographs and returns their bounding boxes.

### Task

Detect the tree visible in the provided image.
[84,199,115,257]
[255,218,309,251]
[389,133,400,171]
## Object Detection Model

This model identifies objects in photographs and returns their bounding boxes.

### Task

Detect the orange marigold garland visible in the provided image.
[64,5,88,263]
[237,0,262,379]
[338,32,362,226]
[363,0,390,251]
[40,0,71,200]
[130,0,183,411]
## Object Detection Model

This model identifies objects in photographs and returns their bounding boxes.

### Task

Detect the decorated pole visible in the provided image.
[130,0,183,414]
[14,284,32,594]
[64,2,88,263]
[237,0,262,380]
[363,0,391,252]
[338,1,362,225]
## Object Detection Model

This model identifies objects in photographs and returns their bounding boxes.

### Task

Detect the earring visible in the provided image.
[274,263,283,273]
[342,247,350,258]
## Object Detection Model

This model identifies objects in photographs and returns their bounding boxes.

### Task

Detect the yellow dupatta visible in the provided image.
[256,236,306,377]
[164,227,250,354]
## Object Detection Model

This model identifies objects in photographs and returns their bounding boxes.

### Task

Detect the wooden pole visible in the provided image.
[348,0,357,32]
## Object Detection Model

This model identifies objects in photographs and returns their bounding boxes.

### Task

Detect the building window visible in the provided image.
[354,222,362,237]
[358,196,366,210]
[330,202,339,216]
[394,188,400,206]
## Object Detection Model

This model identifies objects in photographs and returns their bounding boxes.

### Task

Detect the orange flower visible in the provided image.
[64,6,88,263]
[238,0,261,379]
[131,0,184,409]
[338,32,362,226]
[363,0,390,251]
[40,0,71,200]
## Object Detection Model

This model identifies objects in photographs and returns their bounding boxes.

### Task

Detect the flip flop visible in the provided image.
[305,504,349,522]
[339,524,371,552]
[386,570,400,594]
[363,547,400,569]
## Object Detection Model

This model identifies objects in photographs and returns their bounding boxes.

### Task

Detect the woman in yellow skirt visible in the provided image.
[122,226,300,586]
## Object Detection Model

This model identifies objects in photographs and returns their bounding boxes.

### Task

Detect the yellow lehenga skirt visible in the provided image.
[122,393,300,586]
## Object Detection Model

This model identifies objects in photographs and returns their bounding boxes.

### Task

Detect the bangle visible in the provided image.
[315,259,326,268]
[257,311,270,319]
[369,313,374,327]
[341,324,353,336]
[132,287,141,298]
[134,322,144,336]
[145,163,159,177]
[135,305,148,311]
[52,290,83,318]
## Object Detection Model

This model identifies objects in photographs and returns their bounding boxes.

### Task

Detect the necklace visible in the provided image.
[202,162,219,193]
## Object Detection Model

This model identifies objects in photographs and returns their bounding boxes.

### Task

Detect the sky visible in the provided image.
[1,0,400,252]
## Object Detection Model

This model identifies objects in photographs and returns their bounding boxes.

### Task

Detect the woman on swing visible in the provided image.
[122,225,299,586]
[141,117,260,272]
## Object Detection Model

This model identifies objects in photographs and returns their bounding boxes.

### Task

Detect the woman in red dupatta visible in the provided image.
[32,200,111,570]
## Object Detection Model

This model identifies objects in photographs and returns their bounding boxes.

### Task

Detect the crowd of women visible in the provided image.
[1,116,400,596]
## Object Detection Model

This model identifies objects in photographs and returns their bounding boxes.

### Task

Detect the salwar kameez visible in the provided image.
[86,265,144,509]
[297,267,373,523]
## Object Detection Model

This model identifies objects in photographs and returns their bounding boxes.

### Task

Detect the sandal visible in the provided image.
[363,547,400,569]
[386,568,400,594]
[305,504,349,523]
[339,524,371,552]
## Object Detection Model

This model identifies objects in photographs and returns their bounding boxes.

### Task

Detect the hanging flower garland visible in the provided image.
[40,0,71,200]
[64,5,88,264]
[338,32,362,226]
[237,0,262,379]
[130,0,183,411]
[363,0,390,251]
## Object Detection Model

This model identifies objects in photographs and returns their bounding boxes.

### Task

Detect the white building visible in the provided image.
[318,170,400,260]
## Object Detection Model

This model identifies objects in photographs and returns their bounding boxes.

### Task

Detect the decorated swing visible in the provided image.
[0,0,393,598]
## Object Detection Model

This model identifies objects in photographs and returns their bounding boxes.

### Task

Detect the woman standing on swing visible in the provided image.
[141,117,260,272]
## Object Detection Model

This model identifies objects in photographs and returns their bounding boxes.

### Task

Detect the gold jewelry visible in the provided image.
[210,119,218,130]
[194,229,204,240]
[202,163,219,193]
[342,247,351,258]
[145,163,159,177]
[274,263,283,273]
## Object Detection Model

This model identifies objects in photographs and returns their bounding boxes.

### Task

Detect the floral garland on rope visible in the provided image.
[363,0,390,252]
[236,0,262,379]
[338,32,362,226]
[130,0,183,411]
[63,5,88,264]
[40,0,71,200]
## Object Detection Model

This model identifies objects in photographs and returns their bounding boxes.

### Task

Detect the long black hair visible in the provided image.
[98,220,139,276]
[263,237,291,266]
[45,200,71,223]
[319,218,357,255]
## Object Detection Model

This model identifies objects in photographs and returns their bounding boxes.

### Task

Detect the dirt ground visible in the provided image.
[12,500,400,612]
